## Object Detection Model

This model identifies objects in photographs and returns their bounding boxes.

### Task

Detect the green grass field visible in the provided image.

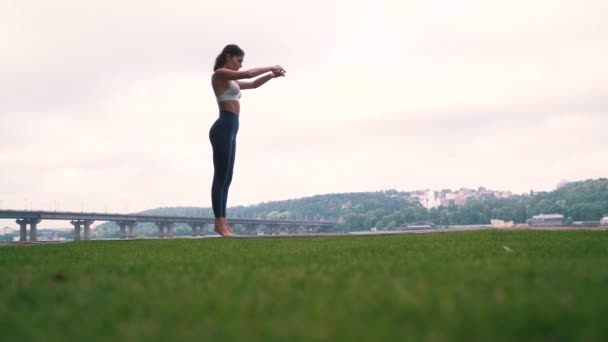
[1,230,607,341]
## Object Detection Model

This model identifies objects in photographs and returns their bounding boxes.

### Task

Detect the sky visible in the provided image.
[1,0,607,228]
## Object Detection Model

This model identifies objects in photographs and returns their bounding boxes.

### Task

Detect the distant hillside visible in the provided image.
[95,190,420,237]
[95,178,608,236]
[124,190,417,221]
[526,178,608,221]
[422,178,608,227]
[233,190,418,221]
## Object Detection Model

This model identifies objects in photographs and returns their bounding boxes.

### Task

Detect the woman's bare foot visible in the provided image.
[214,218,236,237]
[224,219,236,235]
[214,223,236,237]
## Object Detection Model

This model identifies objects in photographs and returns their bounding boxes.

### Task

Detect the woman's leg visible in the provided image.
[210,120,236,237]
[210,137,230,218]
[222,137,237,231]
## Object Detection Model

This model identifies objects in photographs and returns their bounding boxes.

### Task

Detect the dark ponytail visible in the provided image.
[213,44,245,71]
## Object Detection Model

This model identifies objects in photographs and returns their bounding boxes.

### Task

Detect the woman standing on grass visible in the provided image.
[209,44,286,237]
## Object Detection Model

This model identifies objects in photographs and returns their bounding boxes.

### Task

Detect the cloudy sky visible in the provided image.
[1,0,607,227]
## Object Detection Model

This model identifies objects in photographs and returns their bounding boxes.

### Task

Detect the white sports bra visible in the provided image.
[216,80,241,102]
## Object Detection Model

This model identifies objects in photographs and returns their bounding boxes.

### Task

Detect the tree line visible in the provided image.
[121,178,608,232]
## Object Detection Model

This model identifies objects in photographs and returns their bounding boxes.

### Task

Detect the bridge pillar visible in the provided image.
[128,222,136,239]
[155,222,166,238]
[279,225,288,235]
[16,219,27,242]
[189,223,205,237]
[267,226,278,235]
[29,219,41,242]
[113,221,135,239]
[83,220,94,240]
[70,220,82,241]
[243,224,257,236]
[70,220,95,240]
[167,223,175,238]
[14,218,41,242]
[116,222,126,239]
[287,225,299,235]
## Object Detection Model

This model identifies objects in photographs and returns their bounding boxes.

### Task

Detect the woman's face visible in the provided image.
[226,54,244,70]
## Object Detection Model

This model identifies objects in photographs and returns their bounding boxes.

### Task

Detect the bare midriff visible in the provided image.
[218,100,240,115]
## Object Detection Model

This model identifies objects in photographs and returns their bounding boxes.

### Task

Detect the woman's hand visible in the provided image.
[270,65,286,75]
[272,69,286,78]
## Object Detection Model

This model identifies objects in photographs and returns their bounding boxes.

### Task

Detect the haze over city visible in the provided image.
[1,0,607,230]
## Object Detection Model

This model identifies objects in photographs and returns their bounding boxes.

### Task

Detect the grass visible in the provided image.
[1,230,607,341]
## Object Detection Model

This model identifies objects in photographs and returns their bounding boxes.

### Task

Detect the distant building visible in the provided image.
[532,214,564,227]
[340,200,352,209]
[412,190,441,209]
[455,195,468,206]
[601,216,608,226]
[409,187,513,208]
[458,189,476,196]
[444,193,458,200]
[440,198,456,207]
[491,219,514,228]
[496,191,513,199]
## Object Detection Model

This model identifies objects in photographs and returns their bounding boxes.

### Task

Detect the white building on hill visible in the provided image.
[420,190,440,209]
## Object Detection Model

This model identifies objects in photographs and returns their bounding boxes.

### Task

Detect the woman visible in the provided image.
[209,44,286,237]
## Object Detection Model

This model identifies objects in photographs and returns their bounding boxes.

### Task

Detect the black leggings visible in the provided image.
[209,111,239,218]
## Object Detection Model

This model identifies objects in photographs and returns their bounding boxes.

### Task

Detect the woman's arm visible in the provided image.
[237,70,285,89]
[214,65,285,81]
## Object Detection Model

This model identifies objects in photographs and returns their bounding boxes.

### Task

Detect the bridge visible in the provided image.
[0,210,336,242]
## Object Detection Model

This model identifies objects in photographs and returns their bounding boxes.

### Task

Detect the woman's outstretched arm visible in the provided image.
[214,65,285,81]
[237,69,286,89]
